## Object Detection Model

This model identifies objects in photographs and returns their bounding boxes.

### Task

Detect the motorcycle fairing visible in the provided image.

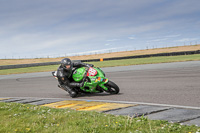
[80,67,109,92]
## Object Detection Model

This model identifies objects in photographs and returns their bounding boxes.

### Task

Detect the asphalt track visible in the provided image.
[0,61,200,107]
[1,61,200,126]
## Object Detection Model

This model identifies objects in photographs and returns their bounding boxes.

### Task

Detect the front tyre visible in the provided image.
[104,81,119,94]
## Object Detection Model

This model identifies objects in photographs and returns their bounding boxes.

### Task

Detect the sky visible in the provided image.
[0,0,200,59]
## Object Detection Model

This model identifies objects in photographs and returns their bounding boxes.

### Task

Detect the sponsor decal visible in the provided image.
[95,77,101,82]
[91,78,96,81]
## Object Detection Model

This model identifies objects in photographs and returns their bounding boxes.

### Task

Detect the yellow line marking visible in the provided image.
[79,103,135,112]
[0,98,10,101]
[42,100,136,112]
[42,100,88,108]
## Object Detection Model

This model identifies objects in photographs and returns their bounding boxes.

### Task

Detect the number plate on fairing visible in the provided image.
[86,67,97,76]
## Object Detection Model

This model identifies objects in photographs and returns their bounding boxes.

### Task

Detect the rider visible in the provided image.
[57,58,93,98]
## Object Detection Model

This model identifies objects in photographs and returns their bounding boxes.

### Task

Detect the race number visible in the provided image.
[87,67,97,76]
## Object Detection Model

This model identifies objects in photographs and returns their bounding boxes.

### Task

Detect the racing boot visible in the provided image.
[62,85,77,98]
[68,88,77,98]
[67,82,85,97]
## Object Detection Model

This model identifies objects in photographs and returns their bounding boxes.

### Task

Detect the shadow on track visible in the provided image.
[74,92,123,98]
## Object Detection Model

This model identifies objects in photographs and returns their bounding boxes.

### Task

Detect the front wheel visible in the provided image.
[104,81,119,94]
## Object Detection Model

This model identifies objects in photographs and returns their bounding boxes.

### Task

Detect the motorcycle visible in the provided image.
[52,67,119,97]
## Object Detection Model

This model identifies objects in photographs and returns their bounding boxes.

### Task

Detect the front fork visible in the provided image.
[98,78,109,91]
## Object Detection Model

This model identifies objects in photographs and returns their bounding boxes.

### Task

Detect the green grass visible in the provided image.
[91,54,200,68]
[0,102,199,133]
[0,65,59,75]
[0,54,200,75]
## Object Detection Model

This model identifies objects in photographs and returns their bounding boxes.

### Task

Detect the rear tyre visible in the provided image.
[104,81,119,94]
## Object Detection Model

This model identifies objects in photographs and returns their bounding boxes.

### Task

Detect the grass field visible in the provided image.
[0,102,199,133]
[0,54,200,75]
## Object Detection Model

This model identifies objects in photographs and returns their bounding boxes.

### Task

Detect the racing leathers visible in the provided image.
[57,61,93,97]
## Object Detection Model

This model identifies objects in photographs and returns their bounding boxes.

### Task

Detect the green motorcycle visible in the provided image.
[53,67,119,96]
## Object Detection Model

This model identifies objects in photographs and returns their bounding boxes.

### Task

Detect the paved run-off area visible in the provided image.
[1,61,200,107]
[1,97,200,126]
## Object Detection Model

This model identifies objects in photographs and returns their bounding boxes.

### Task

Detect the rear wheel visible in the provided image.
[104,81,119,94]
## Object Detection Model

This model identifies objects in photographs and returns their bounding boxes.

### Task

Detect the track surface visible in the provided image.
[0,61,200,107]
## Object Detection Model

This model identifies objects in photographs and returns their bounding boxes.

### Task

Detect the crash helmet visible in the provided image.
[61,58,72,71]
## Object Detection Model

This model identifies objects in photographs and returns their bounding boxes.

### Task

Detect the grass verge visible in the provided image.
[0,102,199,133]
[0,54,200,75]
[91,54,200,68]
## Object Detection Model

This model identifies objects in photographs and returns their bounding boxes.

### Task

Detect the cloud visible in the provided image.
[164,34,181,38]
[128,37,136,40]
[0,0,200,58]
[106,39,120,42]
[174,38,199,42]
[128,35,136,40]
[148,38,168,42]
[146,34,182,43]
[69,46,131,56]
